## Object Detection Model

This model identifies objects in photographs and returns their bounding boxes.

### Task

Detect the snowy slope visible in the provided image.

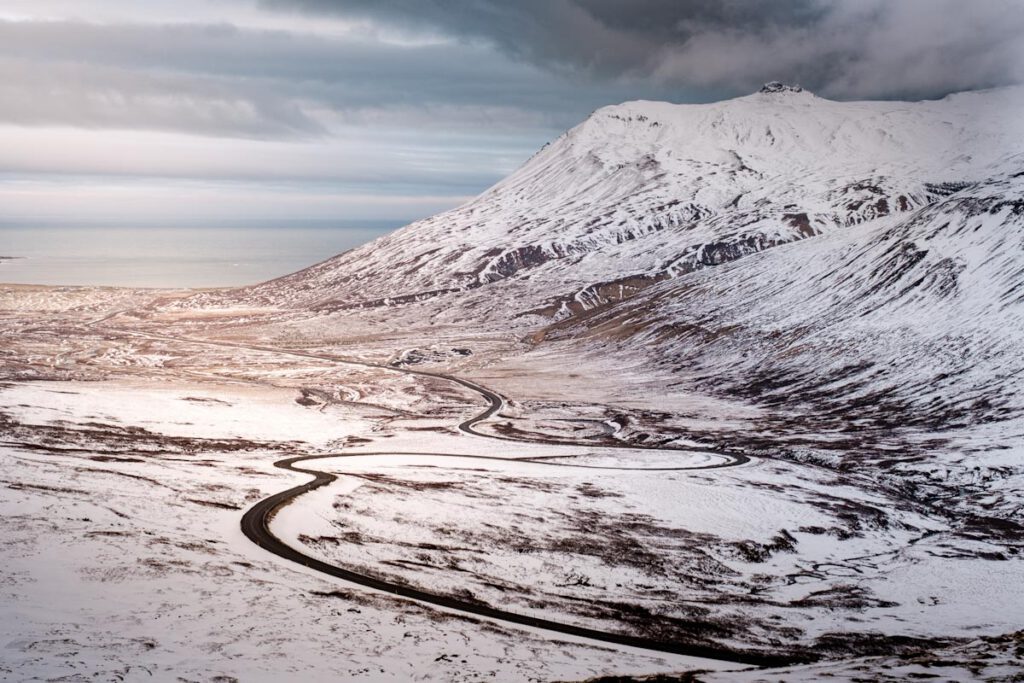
[177,83,1024,322]
[183,81,1024,546]
[541,164,1024,531]
[163,85,1024,471]
[56,85,1024,674]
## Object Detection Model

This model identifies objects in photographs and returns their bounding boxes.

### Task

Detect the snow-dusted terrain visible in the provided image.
[174,83,1023,320]
[3,84,1023,680]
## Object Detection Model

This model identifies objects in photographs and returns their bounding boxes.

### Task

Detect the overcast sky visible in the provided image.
[2,0,1022,225]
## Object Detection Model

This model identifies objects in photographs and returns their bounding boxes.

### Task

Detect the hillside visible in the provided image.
[152,82,1024,558]
[171,83,1024,327]
[7,84,1024,677]
[158,86,1024,514]
[537,164,1024,527]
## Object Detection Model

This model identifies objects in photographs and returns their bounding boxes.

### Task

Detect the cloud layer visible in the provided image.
[1,0,1021,223]
[263,0,1024,99]
[0,19,614,139]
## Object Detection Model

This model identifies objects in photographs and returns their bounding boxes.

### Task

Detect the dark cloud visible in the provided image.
[13,2,1015,143]
[4,0,1021,225]
[260,0,1024,99]
[261,0,824,76]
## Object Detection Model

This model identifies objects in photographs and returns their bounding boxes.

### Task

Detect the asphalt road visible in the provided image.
[101,326,800,668]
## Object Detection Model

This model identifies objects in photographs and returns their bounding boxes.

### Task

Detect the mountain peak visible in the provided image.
[759,81,805,95]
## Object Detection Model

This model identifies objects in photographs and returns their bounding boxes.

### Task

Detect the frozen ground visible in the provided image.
[0,288,750,680]
[2,86,1023,680]
[2,284,1021,680]
[0,374,736,681]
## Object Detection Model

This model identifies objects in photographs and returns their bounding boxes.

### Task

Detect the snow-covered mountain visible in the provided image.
[543,162,1024,502]
[136,83,1024,671]
[165,84,1024,457]
[162,82,1024,551]
[179,83,1024,327]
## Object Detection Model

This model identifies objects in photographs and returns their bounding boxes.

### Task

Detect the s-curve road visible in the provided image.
[96,325,801,669]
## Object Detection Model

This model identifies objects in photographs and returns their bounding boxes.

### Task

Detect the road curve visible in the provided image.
[102,327,800,668]
[241,451,796,668]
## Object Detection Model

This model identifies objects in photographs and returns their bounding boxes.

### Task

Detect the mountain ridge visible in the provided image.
[131,83,1024,670]
[170,84,1023,329]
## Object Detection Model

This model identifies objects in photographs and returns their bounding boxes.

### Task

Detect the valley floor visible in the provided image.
[1,284,1021,681]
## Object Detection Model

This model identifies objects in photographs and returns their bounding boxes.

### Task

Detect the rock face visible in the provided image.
[182,84,1023,330]
[759,81,804,94]
[550,165,1024,422]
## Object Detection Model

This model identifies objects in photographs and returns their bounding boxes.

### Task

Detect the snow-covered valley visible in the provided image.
[2,84,1023,681]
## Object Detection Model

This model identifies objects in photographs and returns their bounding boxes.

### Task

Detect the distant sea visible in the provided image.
[0,222,400,288]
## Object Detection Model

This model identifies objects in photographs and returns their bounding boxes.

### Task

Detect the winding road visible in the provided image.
[100,325,797,668]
